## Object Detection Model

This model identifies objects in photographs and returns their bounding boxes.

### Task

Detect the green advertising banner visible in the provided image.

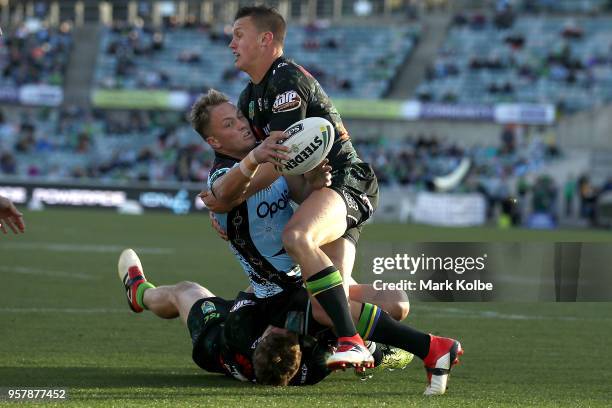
[92,90,174,109]
[91,89,405,119]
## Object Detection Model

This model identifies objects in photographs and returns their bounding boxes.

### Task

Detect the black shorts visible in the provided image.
[187,297,233,373]
[223,289,304,356]
[329,161,379,245]
[224,289,332,386]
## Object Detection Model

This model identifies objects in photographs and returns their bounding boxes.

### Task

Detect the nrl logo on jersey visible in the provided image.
[272,90,301,113]
[201,300,216,315]
[248,101,255,119]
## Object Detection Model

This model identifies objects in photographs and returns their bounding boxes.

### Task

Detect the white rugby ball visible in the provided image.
[274,117,335,175]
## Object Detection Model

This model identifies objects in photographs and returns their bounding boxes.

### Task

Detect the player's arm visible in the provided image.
[206,135,291,211]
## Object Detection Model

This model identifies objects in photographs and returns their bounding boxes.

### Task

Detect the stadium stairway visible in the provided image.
[386,13,451,99]
[63,24,101,108]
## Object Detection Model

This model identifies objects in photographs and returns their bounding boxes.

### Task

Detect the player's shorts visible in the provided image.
[329,161,379,245]
[223,289,300,356]
[223,288,332,386]
[187,297,233,373]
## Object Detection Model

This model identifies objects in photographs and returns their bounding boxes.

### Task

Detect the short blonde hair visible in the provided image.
[189,89,229,139]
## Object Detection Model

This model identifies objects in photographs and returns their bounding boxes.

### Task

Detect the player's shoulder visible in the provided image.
[208,153,239,186]
[269,57,311,84]
[210,155,237,174]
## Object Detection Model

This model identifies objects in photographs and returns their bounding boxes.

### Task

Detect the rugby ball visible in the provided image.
[274,117,335,175]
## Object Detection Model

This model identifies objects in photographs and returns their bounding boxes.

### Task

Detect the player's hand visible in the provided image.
[251,132,291,164]
[209,210,228,241]
[304,159,332,190]
[0,196,25,234]
[199,190,224,213]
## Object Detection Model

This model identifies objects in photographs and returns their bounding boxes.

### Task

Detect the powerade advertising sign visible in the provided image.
[0,182,206,215]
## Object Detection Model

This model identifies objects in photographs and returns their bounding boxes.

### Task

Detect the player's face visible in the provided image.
[229,17,264,72]
[208,102,255,157]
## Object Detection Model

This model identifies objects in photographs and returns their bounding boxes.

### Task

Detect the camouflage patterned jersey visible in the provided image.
[237,56,361,169]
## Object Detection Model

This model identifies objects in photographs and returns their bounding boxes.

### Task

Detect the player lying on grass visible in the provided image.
[189,90,463,394]
[0,195,25,235]
[117,248,413,386]
[119,245,463,394]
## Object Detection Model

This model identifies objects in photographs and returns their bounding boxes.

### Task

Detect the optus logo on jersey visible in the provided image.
[256,190,289,219]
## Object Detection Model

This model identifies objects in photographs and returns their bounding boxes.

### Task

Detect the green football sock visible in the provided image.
[136,282,155,310]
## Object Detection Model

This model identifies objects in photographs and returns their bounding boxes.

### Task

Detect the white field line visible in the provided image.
[0,307,126,314]
[0,265,98,281]
[1,242,175,255]
[416,305,612,322]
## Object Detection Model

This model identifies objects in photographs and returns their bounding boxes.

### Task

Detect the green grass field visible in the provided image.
[1,209,611,407]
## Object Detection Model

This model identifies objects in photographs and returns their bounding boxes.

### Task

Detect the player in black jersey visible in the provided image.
[227,5,379,371]
[116,247,311,383]
[116,248,418,386]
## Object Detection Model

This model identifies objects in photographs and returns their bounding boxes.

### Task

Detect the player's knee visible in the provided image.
[393,300,410,321]
[386,298,410,321]
[282,227,314,257]
[175,281,200,292]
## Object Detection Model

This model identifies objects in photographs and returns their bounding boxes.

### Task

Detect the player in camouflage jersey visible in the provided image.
[224,4,380,372]
[116,248,414,386]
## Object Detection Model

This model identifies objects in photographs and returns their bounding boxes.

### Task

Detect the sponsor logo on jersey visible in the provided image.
[343,189,359,212]
[230,299,257,312]
[272,91,301,113]
[256,190,289,218]
[257,98,262,111]
[282,135,324,172]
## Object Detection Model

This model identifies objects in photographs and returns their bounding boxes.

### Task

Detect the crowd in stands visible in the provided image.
[0,107,212,184]
[417,10,612,112]
[94,20,419,100]
[0,22,73,88]
[0,106,556,189]
[354,124,558,193]
[2,104,609,226]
